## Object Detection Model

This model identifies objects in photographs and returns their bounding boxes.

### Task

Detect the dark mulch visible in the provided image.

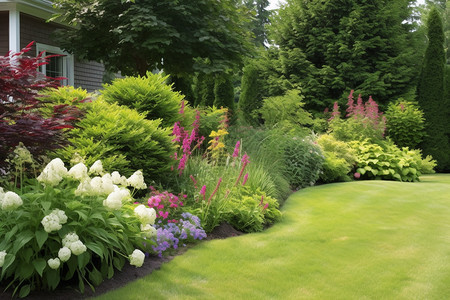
[1,223,243,299]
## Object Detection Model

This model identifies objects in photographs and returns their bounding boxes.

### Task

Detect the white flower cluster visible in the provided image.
[62,232,87,256]
[129,249,145,267]
[127,170,147,190]
[89,160,104,175]
[58,246,71,262]
[103,187,130,210]
[68,162,88,180]
[47,258,60,270]
[141,224,157,238]
[0,250,6,267]
[41,209,68,233]
[37,158,68,186]
[134,205,156,225]
[0,189,23,210]
[111,171,127,186]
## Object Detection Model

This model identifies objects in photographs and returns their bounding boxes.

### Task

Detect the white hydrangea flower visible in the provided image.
[103,191,124,210]
[0,187,4,206]
[141,224,157,238]
[1,191,23,210]
[41,214,62,233]
[89,177,103,192]
[37,158,68,186]
[101,174,115,194]
[47,258,60,269]
[68,163,88,180]
[129,249,145,267]
[134,205,156,225]
[58,247,71,262]
[69,240,87,255]
[62,232,80,248]
[75,178,93,196]
[126,170,147,190]
[89,160,103,175]
[111,171,127,186]
[52,209,68,224]
[0,251,6,267]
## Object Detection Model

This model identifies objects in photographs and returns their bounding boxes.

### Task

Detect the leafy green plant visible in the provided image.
[101,72,184,128]
[283,135,324,189]
[54,99,175,182]
[38,86,93,118]
[0,159,154,297]
[385,100,426,149]
[317,134,356,183]
[258,89,313,132]
[224,187,281,233]
[349,140,433,182]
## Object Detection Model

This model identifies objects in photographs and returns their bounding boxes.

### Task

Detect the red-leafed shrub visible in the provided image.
[0,42,80,172]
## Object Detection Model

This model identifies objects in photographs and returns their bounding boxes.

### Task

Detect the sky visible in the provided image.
[267,0,426,11]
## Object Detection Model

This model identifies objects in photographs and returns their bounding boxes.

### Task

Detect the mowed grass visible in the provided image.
[94,175,450,300]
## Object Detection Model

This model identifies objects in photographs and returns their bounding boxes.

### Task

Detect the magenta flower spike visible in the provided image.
[233,140,241,158]
[208,178,222,204]
[200,185,206,201]
[242,173,249,186]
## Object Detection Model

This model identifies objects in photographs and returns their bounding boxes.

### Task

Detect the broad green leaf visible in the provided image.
[19,284,31,298]
[12,231,34,254]
[78,252,90,269]
[88,267,103,286]
[1,254,16,278]
[46,269,60,290]
[41,201,52,211]
[85,242,104,259]
[33,258,47,277]
[35,230,48,250]
[66,200,83,210]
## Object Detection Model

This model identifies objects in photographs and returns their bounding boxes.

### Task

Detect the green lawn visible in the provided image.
[94,175,450,299]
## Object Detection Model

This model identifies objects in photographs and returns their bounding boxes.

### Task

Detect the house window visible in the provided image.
[36,43,74,86]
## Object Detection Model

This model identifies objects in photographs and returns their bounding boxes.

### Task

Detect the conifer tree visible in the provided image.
[239,64,262,124]
[214,74,235,110]
[417,6,450,171]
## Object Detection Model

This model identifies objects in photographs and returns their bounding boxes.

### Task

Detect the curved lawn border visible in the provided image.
[94,175,450,299]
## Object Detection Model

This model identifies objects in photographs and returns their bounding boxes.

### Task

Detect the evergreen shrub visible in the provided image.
[54,100,175,182]
[101,72,183,127]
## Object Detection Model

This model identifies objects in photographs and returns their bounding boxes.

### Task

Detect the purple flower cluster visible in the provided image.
[151,212,206,257]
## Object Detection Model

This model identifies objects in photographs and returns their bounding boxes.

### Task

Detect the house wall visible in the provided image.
[74,60,105,92]
[19,12,104,92]
[0,11,9,55]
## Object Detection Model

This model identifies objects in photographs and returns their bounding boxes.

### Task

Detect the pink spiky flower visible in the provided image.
[233,140,241,158]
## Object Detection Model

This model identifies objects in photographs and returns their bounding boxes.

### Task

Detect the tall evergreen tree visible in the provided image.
[214,74,235,110]
[239,64,262,124]
[268,0,421,113]
[417,7,450,171]
[244,0,271,46]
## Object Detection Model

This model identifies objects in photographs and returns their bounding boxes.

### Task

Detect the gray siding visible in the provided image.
[0,12,9,55]
[74,60,105,92]
[19,12,104,91]
[20,12,61,55]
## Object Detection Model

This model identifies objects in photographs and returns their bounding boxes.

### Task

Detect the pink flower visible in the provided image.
[177,154,188,175]
[263,203,269,210]
[233,141,240,158]
[329,101,341,121]
[260,195,264,206]
[179,100,185,115]
[346,90,354,117]
[208,178,222,204]
[158,211,169,219]
[354,172,361,179]
[190,175,198,188]
[200,185,206,201]
[242,173,249,186]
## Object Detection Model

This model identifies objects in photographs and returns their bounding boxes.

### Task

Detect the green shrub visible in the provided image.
[54,99,175,182]
[197,106,229,145]
[38,86,93,117]
[349,140,434,182]
[101,72,183,127]
[214,74,235,110]
[194,73,215,107]
[385,100,426,149]
[317,134,356,183]
[283,135,324,189]
[258,89,313,132]
[0,159,153,297]
[224,187,281,233]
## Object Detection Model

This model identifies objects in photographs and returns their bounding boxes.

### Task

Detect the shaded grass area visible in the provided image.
[94,175,450,299]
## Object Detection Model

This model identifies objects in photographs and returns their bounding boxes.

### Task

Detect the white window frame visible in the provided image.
[36,43,74,86]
